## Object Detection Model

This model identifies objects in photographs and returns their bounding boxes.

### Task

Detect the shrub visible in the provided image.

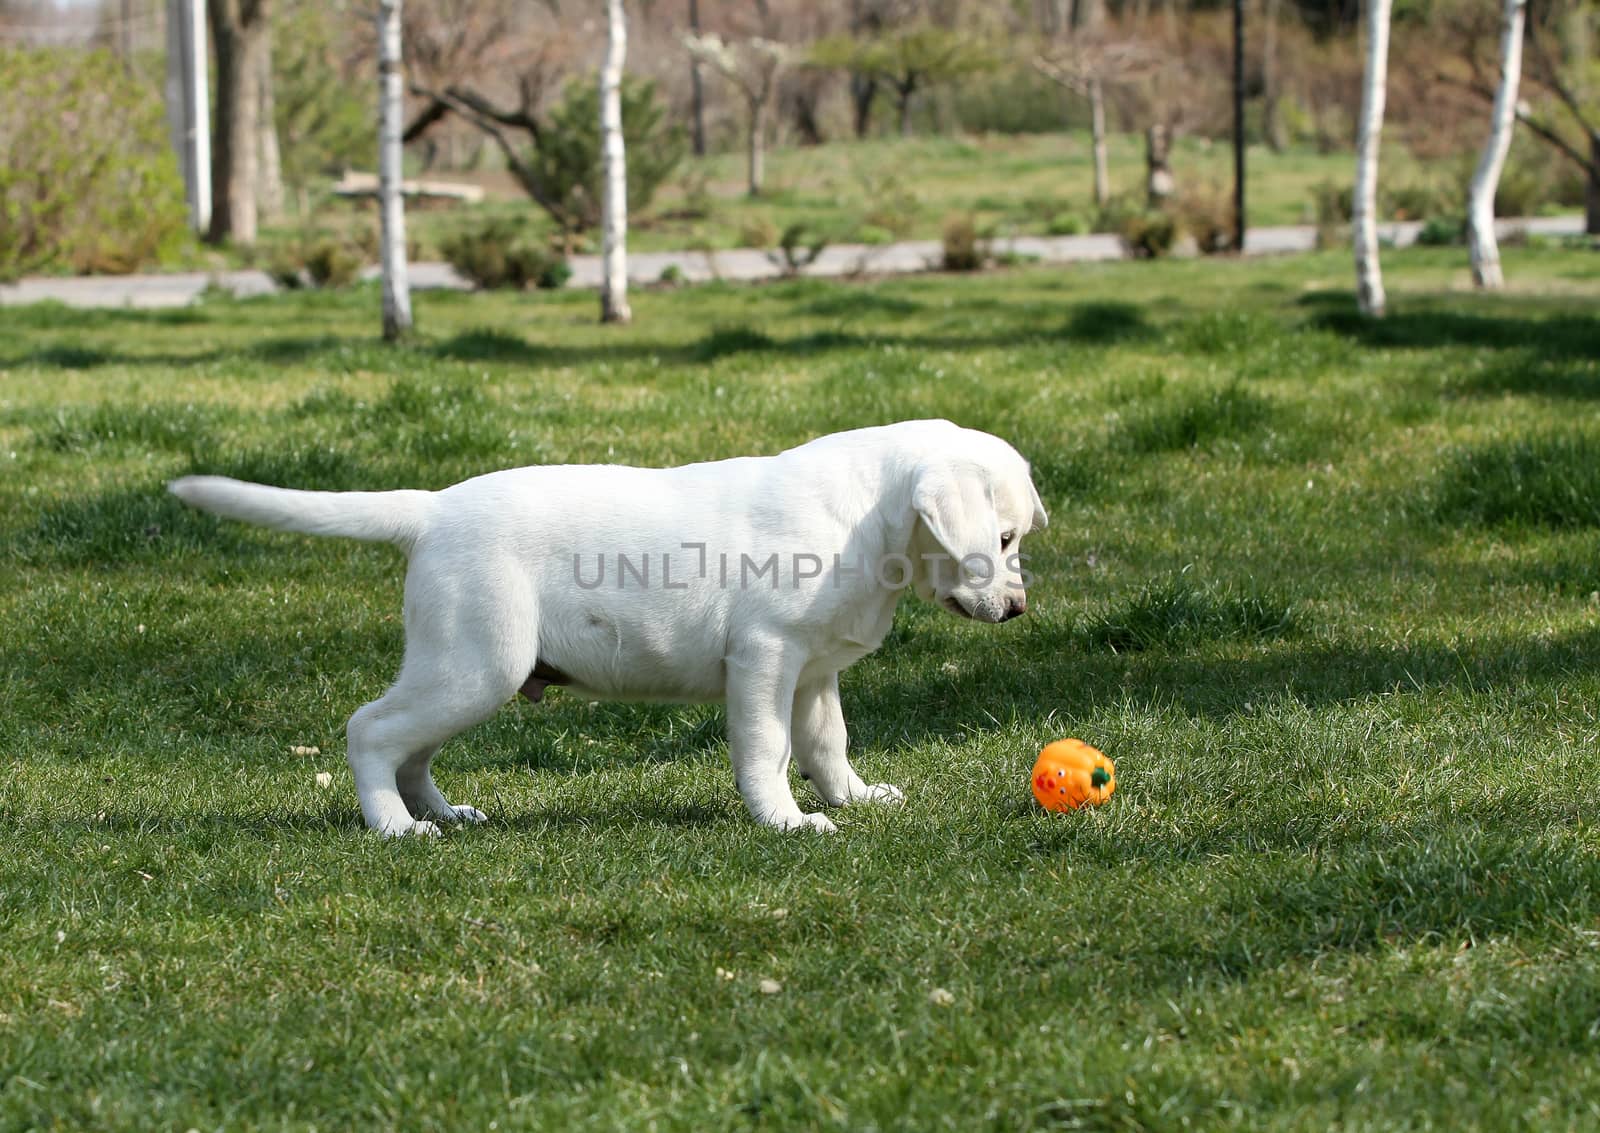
[265,232,366,289]
[739,217,780,249]
[441,219,570,290]
[0,47,188,279]
[941,213,991,271]
[1387,178,1453,221]
[1174,184,1236,255]
[857,169,920,242]
[1414,215,1464,247]
[1116,209,1179,260]
[526,75,686,234]
[1311,180,1354,225]
[1492,158,1544,219]
[305,239,364,288]
[766,223,828,276]
[1047,212,1088,237]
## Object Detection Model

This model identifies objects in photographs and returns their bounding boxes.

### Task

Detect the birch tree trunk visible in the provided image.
[377,0,412,340]
[1467,0,1526,290]
[600,0,631,324]
[1352,0,1392,318]
[1090,76,1109,207]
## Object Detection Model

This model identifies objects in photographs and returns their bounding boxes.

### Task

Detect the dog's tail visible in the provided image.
[169,475,434,551]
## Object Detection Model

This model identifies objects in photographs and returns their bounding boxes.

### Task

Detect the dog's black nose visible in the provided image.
[1001,597,1027,621]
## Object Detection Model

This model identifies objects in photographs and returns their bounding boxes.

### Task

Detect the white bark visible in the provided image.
[600,0,631,325]
[164,0,211,232]
[1090,75,1109,207]
[1467,0,1526,290]
[1352,0,1392,318]
[377,0,412,340]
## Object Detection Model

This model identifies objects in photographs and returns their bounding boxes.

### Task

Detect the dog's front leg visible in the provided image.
[725,645,836,833]
[792,674,904,808]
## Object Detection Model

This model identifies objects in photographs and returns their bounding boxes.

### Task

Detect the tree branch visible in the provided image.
[402,98,450,144]
[1435,69,1597,174]
[408,82,565,221]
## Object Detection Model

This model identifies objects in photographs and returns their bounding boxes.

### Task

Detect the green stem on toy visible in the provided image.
[1091,767,1111,789]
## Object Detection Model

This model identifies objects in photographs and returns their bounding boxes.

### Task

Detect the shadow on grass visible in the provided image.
[1069,807,1600,980]
[846,619,1600,747]
[1302,289,1600,399]
[4,290,1184,376]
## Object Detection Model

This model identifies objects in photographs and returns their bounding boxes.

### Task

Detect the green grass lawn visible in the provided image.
[3,246,1600,1129]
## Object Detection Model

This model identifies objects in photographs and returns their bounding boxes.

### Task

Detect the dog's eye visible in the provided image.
[1000,530,1016,550]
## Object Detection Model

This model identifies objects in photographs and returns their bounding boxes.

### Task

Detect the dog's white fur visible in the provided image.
[170,419,1046,836]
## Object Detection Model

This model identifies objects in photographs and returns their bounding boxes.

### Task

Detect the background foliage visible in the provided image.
[0,47,188,280]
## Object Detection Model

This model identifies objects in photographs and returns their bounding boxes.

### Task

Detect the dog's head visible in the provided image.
[907,428,1048,623]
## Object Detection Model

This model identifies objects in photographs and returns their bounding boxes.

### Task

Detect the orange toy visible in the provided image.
[1031,739,1116,812]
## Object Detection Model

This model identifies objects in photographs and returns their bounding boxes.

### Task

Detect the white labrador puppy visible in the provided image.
[170,419,1047,836]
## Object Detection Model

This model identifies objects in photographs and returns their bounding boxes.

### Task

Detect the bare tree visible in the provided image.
[1442,9,1600,236]
[600,0,631,325]
[207,0,272,245]
[1035,39,1158,209]
[1466,0,1526,290]
[377,0,412,340]
[1353,0,1392,318]
[816,21,994,138]
[684,32,787,196]
[687,0,707,156]
[1261,0,1287,152]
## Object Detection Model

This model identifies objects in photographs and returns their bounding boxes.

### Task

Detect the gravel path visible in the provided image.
[0,216,1584,310]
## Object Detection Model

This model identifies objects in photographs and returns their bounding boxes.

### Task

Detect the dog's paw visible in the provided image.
[854,782,905,806]
[377,818,442,839]
[443,805,489,825]
[780,811,838,834]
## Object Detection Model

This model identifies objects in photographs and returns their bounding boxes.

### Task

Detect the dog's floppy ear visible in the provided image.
[912,459,996,561]
[1027,474,1049,530]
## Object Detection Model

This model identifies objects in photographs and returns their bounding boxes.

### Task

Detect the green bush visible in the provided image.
[1046,212,1088,236]
[1174,184,1236,255]
[857,169,920,242]
[0,47,188,279]
[940,213,990,271]
[304,239,363,288]
[1387,178,1453,221]
[265,232,366,289]
[1415,215,1464,247]
[766,222,828,276]
[527,75,686,234]
[1124,212,1178,259]
[441,219,570,290]
[738,217,780,249]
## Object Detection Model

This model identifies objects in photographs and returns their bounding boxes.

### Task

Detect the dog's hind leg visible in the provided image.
[345,564,534,837]
[791,673,904,808]
[397,744,488,826]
